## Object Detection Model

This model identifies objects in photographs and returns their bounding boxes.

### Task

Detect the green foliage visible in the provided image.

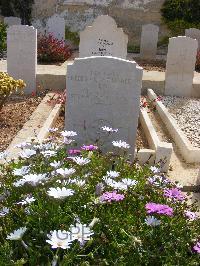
[127,44,140,53]
[0,134,200,265]
[161,0,200,36]
[157,36,169,47]
[0,22,7,54]
[0,0,34,25]
[65,26,80,46]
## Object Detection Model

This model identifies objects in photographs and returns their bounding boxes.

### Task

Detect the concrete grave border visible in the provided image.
[138,108,173,172]
[147,88,200,163]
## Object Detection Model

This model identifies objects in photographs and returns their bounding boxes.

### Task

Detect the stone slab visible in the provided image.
[165,36,198,97]
[185,28,200,49]
[46,14,65,41]
[79,15,128,58]
[65,56,143,156]
[140,24,159,60]
[4,16,21,26]
[7,25,37,94]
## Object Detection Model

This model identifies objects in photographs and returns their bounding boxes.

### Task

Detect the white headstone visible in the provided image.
[65,56,143,156]
[79,15,128,59]
[4,16,21,26]
[140,24,159,60]
[46,14,65,41]
[185,28,200,49]
[165,36,198,97]
[7,25,37,94]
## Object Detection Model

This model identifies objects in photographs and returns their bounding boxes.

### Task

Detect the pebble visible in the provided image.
[161,96,200,148]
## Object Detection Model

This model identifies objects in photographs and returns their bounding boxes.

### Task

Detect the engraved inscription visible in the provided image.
[92,38,114,56]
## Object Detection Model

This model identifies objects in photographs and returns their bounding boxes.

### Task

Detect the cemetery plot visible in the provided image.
[0,95,42,151]
[48,112,149,149]
[161,96,200,148]
[147,89,200,163]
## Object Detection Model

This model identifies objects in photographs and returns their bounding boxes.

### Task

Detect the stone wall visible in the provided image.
[31,0,169,47]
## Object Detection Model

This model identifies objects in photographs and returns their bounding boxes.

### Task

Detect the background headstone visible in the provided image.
[46,14,65,41]
[7,25,37,94]
[79,15,128,59]
[65,56,143,156]
[165,36,198,97]
[4,16,21,26]
[185,28,200,49]
[140,24,159,60]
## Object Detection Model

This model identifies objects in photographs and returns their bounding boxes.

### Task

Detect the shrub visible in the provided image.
[0,129,200,265]
[127,44,140,53]
[65,26,80,46]
[0,22,7,55]
[37,34,72,63]
[161,0,200,36]
[196,50,200,71]
[0,0,34,24]
[0,72,26,111]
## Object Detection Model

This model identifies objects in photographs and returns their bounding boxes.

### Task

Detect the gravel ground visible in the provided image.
[133,58,166,72]
[0,96,42,151]
[161,96,200,148]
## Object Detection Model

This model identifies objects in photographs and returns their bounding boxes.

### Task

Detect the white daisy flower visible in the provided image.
[69,178,86,187]
[48,127,58,133]
[13,166,30,176]
[17,196,36,206]
[0,151,8,160]
[56,168,76,177]
[145,216,161,227]
[121,178,138,187]
[20,149,36,158]
[101,126,118,133]
[13,179,26,187]
[41,150,57,157]
[19,174,48,186]
[69,222,94,244]
[106,170,120,178]
[150,166,160,174]
[6,227,27,240]
[47,187,75,199]
[37,143,54,151]
[103,177,127,191]
[46,230,72,249]
[112,140,130,149]
[15,142,32,149]
[61,131,77,137]
[68,156,90,165]
[50,161,61,169]
[63,138,75,145]
[0,207,10,217]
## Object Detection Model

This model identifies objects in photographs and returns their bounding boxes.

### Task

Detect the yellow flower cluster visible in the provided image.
[0,72,26,110]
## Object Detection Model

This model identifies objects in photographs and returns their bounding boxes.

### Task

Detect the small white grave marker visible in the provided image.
[79,15,128,59]
[185,28,200,49]
[140,24,159,60]
[7,25,37,94]
[4,16,21,26]
[165,36,198,97]
[65,56,143,156]
[46,14,65,41]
